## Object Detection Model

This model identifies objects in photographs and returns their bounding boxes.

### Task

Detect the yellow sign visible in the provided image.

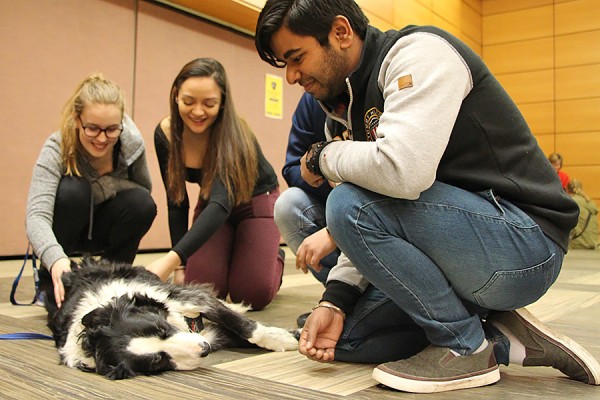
[265,74,283,119]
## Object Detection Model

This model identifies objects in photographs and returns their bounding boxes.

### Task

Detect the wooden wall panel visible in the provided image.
[393,0,435,27]
[482,0,553,15]
[519,102,555,135]
[555,31,600,68]
[556,98,600,133]
[432,0,481,43]
[415,0,433,8]
[355,0,395,22]
[483,6,553,45]
[534,134,557,159]
[484,38,553,74]
[427,14,480,54]
[391,0,483,55]
[362,11,396,32]
[555,65,600,100]
[555,0,600,35]
[463,0,481,13]
[556,132,600,167]
[496,70,554,104]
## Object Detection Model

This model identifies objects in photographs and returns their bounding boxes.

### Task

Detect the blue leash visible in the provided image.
[0,332,53,340]
[10,243,41,306]
[1,243,53,340]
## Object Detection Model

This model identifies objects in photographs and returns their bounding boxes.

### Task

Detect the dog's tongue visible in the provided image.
[185,316,204,333]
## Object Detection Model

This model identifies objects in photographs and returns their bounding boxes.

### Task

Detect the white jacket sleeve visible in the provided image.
[320,32,473,199]
[326,252,370,293]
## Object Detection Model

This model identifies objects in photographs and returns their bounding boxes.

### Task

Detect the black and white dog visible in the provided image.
[40,259,298,380]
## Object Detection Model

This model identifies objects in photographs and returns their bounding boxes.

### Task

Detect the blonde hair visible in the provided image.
[167,58,258,206]
[59,74,125,176]
[567,179,591,202]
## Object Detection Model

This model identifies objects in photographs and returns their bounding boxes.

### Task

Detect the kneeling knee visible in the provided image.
[125,189,157,226]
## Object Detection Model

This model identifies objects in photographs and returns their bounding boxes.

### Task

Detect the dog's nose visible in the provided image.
[200,341,212,357]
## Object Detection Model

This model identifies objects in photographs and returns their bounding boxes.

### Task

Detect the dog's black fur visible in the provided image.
[40,259,298,380]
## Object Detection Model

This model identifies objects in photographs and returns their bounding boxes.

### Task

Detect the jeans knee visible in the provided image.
[326,184,358,236]
[273,192,293,228]
[274,187,315,230]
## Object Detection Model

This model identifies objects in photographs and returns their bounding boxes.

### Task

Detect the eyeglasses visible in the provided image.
[78,116,123,139]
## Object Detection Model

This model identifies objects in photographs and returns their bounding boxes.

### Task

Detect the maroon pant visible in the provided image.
[184,188,284,310]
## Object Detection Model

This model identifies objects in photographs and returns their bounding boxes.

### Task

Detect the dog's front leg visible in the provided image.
[203,302,298,352]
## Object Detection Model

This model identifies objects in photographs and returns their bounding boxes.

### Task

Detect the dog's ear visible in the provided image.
[82,307,112,329]
[99,361,136,380]
[80,308,113,355]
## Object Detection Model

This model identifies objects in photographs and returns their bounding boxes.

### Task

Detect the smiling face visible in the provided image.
[77,103,122,161]
[176,76,222,136]
[270,25,351,102]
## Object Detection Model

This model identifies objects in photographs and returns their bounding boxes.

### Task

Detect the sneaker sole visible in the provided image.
[512,308,600,385]
[372,364,500,393]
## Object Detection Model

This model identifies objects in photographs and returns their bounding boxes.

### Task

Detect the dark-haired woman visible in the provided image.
[146,58,283,310]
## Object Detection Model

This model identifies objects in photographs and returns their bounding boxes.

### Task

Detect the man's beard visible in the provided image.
[315,46,349,103]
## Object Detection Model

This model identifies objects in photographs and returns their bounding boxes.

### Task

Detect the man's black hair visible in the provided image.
[255,0,369,67]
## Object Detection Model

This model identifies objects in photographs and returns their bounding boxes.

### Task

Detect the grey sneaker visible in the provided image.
[372,341,500,393]
[488,307,600,385]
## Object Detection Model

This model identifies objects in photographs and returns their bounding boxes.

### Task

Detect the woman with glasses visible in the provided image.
[26,74,157,308]
[145,58,283,311]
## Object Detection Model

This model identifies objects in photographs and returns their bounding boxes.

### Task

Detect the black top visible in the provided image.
[154,124,278,264]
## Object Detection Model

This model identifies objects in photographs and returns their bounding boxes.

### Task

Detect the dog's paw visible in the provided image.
[103,361,136,380]
[289,328,302,341]
[75,361,96,373]
[250,325,299,352]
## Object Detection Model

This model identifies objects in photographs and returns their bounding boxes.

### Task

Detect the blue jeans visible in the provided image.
[327,181,564,359]
[274,187,338,284]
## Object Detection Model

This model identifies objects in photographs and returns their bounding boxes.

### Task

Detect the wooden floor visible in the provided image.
[1,248,599,399]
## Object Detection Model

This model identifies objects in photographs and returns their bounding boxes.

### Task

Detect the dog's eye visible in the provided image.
[152,353,164,365]
[157,325,170,339]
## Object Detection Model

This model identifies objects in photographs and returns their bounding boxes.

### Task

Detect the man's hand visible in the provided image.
[299,304,344,362]
[296,228,337,274]
[300,151,326,187]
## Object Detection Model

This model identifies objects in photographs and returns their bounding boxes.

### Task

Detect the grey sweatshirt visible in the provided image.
[25,115,152,270]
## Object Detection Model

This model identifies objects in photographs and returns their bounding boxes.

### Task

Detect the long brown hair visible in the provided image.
[59,74,125,176]
[167,58,258,205]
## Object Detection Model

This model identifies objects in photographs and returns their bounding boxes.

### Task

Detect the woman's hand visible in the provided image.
[296,228,337,274]
[50,257,73,308]
[145,251,182,281]
[173,268,185,285]
[299,303,344,362]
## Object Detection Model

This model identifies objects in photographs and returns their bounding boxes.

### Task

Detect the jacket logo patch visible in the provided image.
[364,107,382,141]
[398,74,413,90]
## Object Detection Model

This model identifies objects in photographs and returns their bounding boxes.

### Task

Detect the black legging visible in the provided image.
[52,176,156,264]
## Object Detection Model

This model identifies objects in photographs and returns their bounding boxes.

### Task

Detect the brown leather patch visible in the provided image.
[397,74,413,90]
